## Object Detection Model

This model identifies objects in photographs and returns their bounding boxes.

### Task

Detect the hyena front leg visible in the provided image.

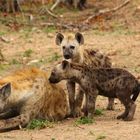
[67,80,75,116]
[74,86,84,117]
[0,113,30,132]
[107,98,115,110]
[85,89,98,118]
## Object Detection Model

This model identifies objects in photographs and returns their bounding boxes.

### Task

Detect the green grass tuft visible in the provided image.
[43,26,56,33]
[48,52,61,62]
[95,109,104,116]
[10,59,21,65]
[75,116,94,125]
[23,49,33,57]
[26,119,53,130]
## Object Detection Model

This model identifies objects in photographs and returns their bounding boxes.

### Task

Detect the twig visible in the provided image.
[84,0,130,24]
[39,6,58,18]
[74,124,85,129]
[40,22,90,31]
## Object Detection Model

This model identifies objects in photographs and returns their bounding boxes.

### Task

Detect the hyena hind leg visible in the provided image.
[124,102,136,121]
[117,91,136,121]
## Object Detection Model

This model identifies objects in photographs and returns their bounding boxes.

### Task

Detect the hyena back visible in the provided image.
[0,68,68,131]
[49,60,140,121]
[56,32,113,117]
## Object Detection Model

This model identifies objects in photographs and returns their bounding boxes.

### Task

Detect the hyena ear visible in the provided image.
[56,33,64,46]
[75,32,84,45]
[0,83,11,100]
[62,60,70,70]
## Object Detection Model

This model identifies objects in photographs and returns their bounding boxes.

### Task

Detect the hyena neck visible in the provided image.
[72,50,84,63]
[69,63,86,84]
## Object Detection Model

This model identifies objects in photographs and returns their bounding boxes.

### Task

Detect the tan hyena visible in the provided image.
[49,60,140,121]
[0,67,68,131]
[55,32,113,117]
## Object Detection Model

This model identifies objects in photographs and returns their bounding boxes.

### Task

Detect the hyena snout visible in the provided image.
[49,72,60,84]
[64,54,71,59]
[63,50,73,59]
[49,77,58,84]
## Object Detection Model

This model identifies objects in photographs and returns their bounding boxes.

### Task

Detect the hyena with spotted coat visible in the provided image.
[56,32,113,117]
[49,60,140,121]
[0,68,68,131]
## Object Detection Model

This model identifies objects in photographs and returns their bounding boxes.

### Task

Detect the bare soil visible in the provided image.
[0,0,140,139]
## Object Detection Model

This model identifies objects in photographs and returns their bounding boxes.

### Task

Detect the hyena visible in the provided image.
[0,67,68,131]
[50,0,86,11]
[49,60,140,121]
[56,32,113,117]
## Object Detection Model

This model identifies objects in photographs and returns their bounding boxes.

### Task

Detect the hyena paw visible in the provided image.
[123,117,133,121]
[87,112,94,119]
[117,113,127,120]
[73,107,83,117]
[106,104,115,110]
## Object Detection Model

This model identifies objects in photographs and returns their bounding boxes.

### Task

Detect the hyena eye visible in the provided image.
[70,46,75,49]
[62,46,65,49]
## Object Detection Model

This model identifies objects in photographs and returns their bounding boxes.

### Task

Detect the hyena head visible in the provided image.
[55,32,84,60]
[49,60,72,84]
[0,83,11,112]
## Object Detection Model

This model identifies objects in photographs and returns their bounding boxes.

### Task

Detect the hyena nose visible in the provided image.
[64,54,70,59]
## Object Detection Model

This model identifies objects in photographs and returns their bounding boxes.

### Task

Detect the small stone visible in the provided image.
[47,33,54,38]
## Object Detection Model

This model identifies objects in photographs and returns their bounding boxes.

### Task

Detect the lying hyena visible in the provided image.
[0,68,68,131]
[55,32,113,117]
[49,60,140,121]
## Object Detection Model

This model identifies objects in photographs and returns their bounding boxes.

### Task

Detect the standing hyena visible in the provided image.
[0,67,68,131]
[49,60,140,121]
[50,0,87,11]
[55,32,113,117]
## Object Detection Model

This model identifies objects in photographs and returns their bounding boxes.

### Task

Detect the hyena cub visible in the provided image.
[56,32,113,117]
[49,60,140,121]
[0,68,68,131]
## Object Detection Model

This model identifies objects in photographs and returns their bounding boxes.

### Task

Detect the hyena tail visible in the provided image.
[0,114,30,132]
[132,83,140,102]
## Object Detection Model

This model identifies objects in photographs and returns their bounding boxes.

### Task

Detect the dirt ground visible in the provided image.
[0,0,140,139]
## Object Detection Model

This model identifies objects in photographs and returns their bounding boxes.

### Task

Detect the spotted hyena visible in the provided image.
[50,0,87,11]
[49,60,140,121]
[0,68,68,131]
[55,32,113,117]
